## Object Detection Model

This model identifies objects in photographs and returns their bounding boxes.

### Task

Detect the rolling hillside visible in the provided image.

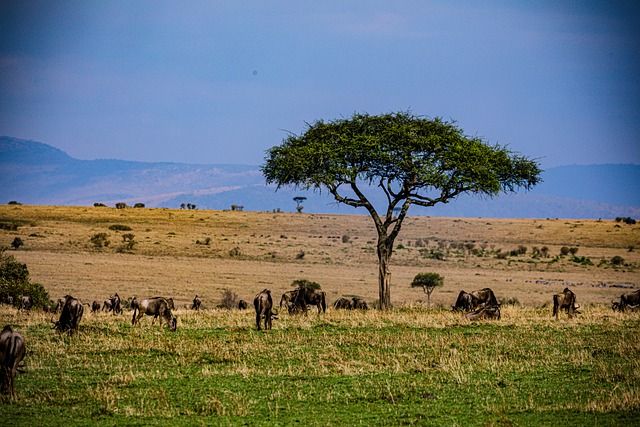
[1,135,638,218]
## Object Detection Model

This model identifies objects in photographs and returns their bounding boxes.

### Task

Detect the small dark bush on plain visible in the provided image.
[220,288,238,309]
[229,247,242,257]
[94,202,107,207]
[292,279,321,290]
[560,246,570,256]
[133,203,145,208]
[109,224,132,231]
[90,233,110,248]
[8,201,21,205]
[342,235,350,243]
[611,255,625,266]
[296,250,305,260]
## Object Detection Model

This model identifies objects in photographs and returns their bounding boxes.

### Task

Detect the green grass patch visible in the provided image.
[1,307,638,425]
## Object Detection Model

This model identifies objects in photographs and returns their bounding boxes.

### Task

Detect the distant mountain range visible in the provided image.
[1,136,638,219]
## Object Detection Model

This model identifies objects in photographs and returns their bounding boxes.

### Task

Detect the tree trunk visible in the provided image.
[377,240,393,310]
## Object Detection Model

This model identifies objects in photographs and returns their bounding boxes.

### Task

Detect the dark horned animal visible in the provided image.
[19,296,32,311]
[293,288,326,314]
[254,289,278,330]
[91,301,101,313]
[612,289,640,312]
[553,288,580,319]
[238,300,248,310]
[52,295,84,334]
[452,288,498,312]
[131,297,177,332]
[333,298,354,310]
[0,326,26,397]
[465,305,501,321]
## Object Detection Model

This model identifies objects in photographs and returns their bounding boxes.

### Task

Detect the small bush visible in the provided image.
[560,246,570,256]
[296,250,305,260]
[611,255,625,266]
[90,233,110,248]
[219,288,238,309]
[342,235,350,244]
[0,249,50,309]
[109,224,132,231]
[292,279,321,290]
[196,237,212,245]
[94,202,107,207]
[229,247,242,257]
[8,201,21,205]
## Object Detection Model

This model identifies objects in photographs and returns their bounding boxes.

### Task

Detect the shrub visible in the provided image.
[109,224,132,231]
[133,203,145,208]
[94,202,107,207]
[568,247,579,256]
[0,249,50,309]
[296,250,305,260]
[219,288,238,309]
[292,279,321,290]
[342,235,350,243]
[229,247,242,257]
[499,297,521,307]
[8,201,21,205]
[560,246,570,256]
[90,233,110,248]
[611,255,625,266]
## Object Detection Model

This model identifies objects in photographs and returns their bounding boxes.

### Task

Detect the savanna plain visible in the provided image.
[1,204,639,426]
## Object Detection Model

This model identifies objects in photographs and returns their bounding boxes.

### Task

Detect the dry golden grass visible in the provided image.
[1,204,638,309]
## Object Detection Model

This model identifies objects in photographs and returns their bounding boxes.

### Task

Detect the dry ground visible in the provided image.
[1,204,638,310]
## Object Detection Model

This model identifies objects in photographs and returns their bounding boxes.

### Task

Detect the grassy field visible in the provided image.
[1,205,639,425]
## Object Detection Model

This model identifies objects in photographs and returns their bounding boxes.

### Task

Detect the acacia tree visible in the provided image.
[262,111,542,309]
[411,272,444,307]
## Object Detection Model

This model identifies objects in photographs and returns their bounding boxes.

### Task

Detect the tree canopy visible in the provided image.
[262,111,542,309]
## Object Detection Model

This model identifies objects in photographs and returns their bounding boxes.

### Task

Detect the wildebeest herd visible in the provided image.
[1,285,638,398]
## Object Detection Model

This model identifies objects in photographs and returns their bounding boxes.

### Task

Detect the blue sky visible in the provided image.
[1,1,639,168]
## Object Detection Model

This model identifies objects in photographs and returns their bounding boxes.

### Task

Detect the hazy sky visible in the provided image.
[1,1,639,168]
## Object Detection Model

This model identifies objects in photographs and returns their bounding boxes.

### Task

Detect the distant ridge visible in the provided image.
[0,135,638,219]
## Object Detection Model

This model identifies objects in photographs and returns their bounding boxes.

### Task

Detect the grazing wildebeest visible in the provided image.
[279,290,299,310]
[109,293,122,314]
[465,305,501,321]
[91,301,101,313]
[452,288,498,312]
[612,289,640,312]
[54,297,64,313]
[238,300,248,310]
[192,295,201,311]
[129,296,139,312]
[0,326,26,397]
[52,295,84,334]
[293,288,327,314]
[131,297,177,332]
[18,296,32,311]
[553,288,580,319]
[352,297,369,310]
[102,299,113,312]
[166,297,175,311]
[254,289,278,331]
[333,297,354,310]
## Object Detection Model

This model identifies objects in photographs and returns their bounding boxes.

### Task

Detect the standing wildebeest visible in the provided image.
[192,295,201,311]
[0,326,26,397]
[52,295,84,334]
[352,297,369,310]
[333,297,354,310]
[553,288,580,319]
[238,300,248,310]
[612,289,640,312]
[293,288,326,314]
[102,299,113,312]
[131,297,177,332]
[109,293,122,314]
[91,301,101,313]
[18,296,32,311]
[465,305,501,321]
[279,290,299,310]
[452,288,498,312]
[254,289,278,330]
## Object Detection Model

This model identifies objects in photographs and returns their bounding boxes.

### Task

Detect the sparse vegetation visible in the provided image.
[108,224,132,231]
[89,232,110,248]
[0,249,49,309]
[11,236,23,250]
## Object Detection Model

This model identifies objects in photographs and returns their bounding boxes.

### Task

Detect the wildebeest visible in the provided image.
[129,296,139,312]
[333,297,354,310]
[611,289,640,312]
[19,296,32,311]
[109,293,122,314]
[254,289,278,330]
[293,287,326,314]
[1,295,13,306]
[54,297,64,313]
[192,295,201,311]
[465,305,501,321]
[131,297,177,332]
[52,295,84,334]
[452,288,498,312]
[0,326,26,397]
[279,290,299,310]
[102,299,113,312]
[91,301,101,313]
[552,288,580,319]
[352,297,369,310]
[238,300,248,310]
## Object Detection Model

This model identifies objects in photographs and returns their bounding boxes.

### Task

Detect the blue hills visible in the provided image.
[1,136,638,219]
